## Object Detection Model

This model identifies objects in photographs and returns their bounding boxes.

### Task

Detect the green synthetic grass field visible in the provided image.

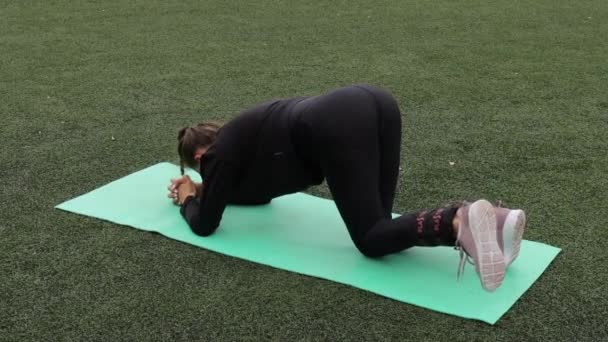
[1,0,607,340]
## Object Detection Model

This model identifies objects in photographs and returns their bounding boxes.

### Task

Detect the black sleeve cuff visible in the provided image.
[180,195,197,216]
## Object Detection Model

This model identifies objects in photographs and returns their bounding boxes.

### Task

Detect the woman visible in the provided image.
[168,84,526,292]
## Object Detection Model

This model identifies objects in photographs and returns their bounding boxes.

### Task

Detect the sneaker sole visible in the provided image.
[502,209,526,266]
[469,200,506,292]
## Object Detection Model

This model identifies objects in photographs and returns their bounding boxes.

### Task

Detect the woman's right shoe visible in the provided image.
[456,199,506,292]
[495,207,526,266]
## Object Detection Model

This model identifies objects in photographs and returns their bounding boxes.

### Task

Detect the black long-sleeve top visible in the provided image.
[180,97,323,236]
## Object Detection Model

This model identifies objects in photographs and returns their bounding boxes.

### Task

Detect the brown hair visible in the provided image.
[177,122,222,174]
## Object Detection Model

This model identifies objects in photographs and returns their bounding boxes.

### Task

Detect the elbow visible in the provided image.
[181,201,222,237]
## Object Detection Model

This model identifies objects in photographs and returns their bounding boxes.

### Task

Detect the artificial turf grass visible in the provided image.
[1,0,607,340]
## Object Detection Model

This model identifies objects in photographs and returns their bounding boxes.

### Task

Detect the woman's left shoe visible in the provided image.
[455,199,506,292]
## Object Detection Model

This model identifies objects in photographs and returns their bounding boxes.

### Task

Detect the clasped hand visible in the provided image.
[167,175,200,206]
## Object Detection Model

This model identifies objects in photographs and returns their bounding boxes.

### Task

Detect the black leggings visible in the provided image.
[298,85,456,257]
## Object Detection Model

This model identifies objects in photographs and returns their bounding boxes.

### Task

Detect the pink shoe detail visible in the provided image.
[432,208,444,236]
[416,210,427,236]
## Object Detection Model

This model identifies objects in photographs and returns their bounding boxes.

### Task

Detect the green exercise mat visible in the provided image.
[56,162,560,324]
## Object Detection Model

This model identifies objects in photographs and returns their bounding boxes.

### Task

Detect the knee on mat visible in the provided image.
[354,240,386,259]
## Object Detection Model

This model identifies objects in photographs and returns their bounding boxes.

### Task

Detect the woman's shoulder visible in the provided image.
[213,96,306,160]
[211,101,274,162]
[224,100,278,129]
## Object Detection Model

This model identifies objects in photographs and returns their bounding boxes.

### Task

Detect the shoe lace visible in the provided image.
[455,243,475,280]
[450,200,480,280]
